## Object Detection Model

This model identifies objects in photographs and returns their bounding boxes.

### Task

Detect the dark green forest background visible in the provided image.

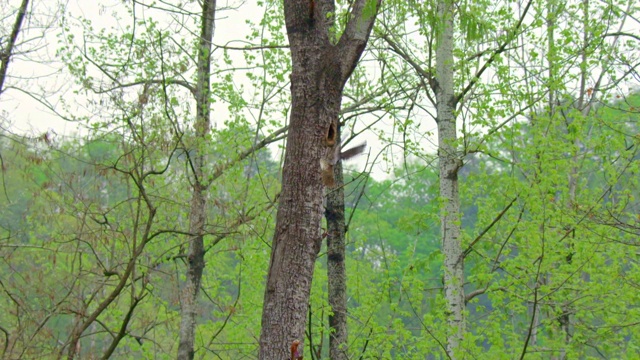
[1,0,640,358]
[3,93,640,358]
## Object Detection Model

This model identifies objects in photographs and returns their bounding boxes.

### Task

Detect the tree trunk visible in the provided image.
[177,1,216,359]
[325,148,348,360]
[258,1,379,359]
[435,0,464,357]
[258,62,336,359]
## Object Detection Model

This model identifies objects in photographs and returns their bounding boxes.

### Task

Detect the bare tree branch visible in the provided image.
[337,0,383,82]
[0,0,29,95]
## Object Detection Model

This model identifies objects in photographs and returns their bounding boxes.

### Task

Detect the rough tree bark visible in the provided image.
[258,1,380,359]
[435,0,464,357]
[325,138,348,360]
[177,1,216,359]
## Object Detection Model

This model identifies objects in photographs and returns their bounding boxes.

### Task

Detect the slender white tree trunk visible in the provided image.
[435,0,464,357]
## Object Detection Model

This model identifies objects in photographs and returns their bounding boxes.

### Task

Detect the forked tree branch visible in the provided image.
[337,0,382,82]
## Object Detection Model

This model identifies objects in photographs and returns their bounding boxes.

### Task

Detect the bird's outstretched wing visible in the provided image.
[340,142,367,161]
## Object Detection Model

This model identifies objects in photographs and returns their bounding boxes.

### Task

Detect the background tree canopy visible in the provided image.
[1,0,639,359]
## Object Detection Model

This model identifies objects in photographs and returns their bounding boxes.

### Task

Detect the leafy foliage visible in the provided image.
[1,0,639,358]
